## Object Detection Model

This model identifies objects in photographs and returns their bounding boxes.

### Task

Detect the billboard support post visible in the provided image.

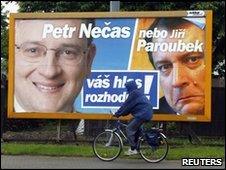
[187,123,202,144]
[57,119,61,142]
[110,1,120,12]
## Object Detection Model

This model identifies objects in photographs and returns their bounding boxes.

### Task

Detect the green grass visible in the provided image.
[2,143,94,157]
[167,146,224,159]
[167,137,225,146]
[2,141,225,160]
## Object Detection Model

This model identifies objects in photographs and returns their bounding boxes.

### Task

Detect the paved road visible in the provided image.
[1,155,225,169]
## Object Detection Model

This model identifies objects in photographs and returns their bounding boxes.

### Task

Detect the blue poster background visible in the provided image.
[82,70,159,109]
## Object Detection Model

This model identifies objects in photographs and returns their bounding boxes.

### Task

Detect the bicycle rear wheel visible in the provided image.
[93,130,122,161]
[139,133,169,163]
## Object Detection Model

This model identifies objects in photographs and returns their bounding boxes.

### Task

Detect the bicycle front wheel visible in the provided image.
[93,130,122,161]
[139,133,169,163]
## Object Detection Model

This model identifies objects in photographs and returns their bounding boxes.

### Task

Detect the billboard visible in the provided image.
[8,11,212,121]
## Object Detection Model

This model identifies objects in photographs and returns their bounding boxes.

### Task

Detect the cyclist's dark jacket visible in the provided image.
[115,81,153,121]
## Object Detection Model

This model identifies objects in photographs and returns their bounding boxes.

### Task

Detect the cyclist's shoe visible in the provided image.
[124,148,138,155]
[105,142,111,147]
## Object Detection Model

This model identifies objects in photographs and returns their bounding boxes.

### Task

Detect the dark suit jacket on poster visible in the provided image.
[154,97,177,114]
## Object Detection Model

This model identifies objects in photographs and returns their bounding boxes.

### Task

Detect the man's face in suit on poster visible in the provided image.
[151,20,205,115]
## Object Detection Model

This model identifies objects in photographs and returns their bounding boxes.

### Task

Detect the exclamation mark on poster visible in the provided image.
[144,75,154,100]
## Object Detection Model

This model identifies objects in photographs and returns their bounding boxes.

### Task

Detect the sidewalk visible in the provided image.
[2,155,225,169]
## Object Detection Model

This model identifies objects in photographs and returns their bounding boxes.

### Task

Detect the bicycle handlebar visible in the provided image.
[109,109,119,118]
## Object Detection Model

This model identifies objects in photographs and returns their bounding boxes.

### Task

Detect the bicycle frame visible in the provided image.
[104,120,152,147]
[104,120,127,147]
[93,118,169,163]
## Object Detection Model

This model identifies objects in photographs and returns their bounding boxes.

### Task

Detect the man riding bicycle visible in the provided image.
[113,80,153,155]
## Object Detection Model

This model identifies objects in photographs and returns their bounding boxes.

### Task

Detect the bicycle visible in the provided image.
[92,113,169,163]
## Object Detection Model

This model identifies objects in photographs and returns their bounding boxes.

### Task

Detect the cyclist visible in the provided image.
[112,80,153,155]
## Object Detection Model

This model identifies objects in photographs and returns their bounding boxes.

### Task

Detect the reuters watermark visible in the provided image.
[181,158,223,166]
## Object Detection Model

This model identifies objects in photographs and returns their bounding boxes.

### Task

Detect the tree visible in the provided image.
[1,5,8,57]
[1,4,9,74]
[18,1,109,12]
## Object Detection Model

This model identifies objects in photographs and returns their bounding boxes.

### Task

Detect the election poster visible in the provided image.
[8,11,212,121]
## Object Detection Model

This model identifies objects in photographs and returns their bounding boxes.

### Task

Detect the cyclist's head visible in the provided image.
[125,81,138,93]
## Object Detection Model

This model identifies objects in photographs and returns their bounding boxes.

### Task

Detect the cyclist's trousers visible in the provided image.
[126,118,146,150]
